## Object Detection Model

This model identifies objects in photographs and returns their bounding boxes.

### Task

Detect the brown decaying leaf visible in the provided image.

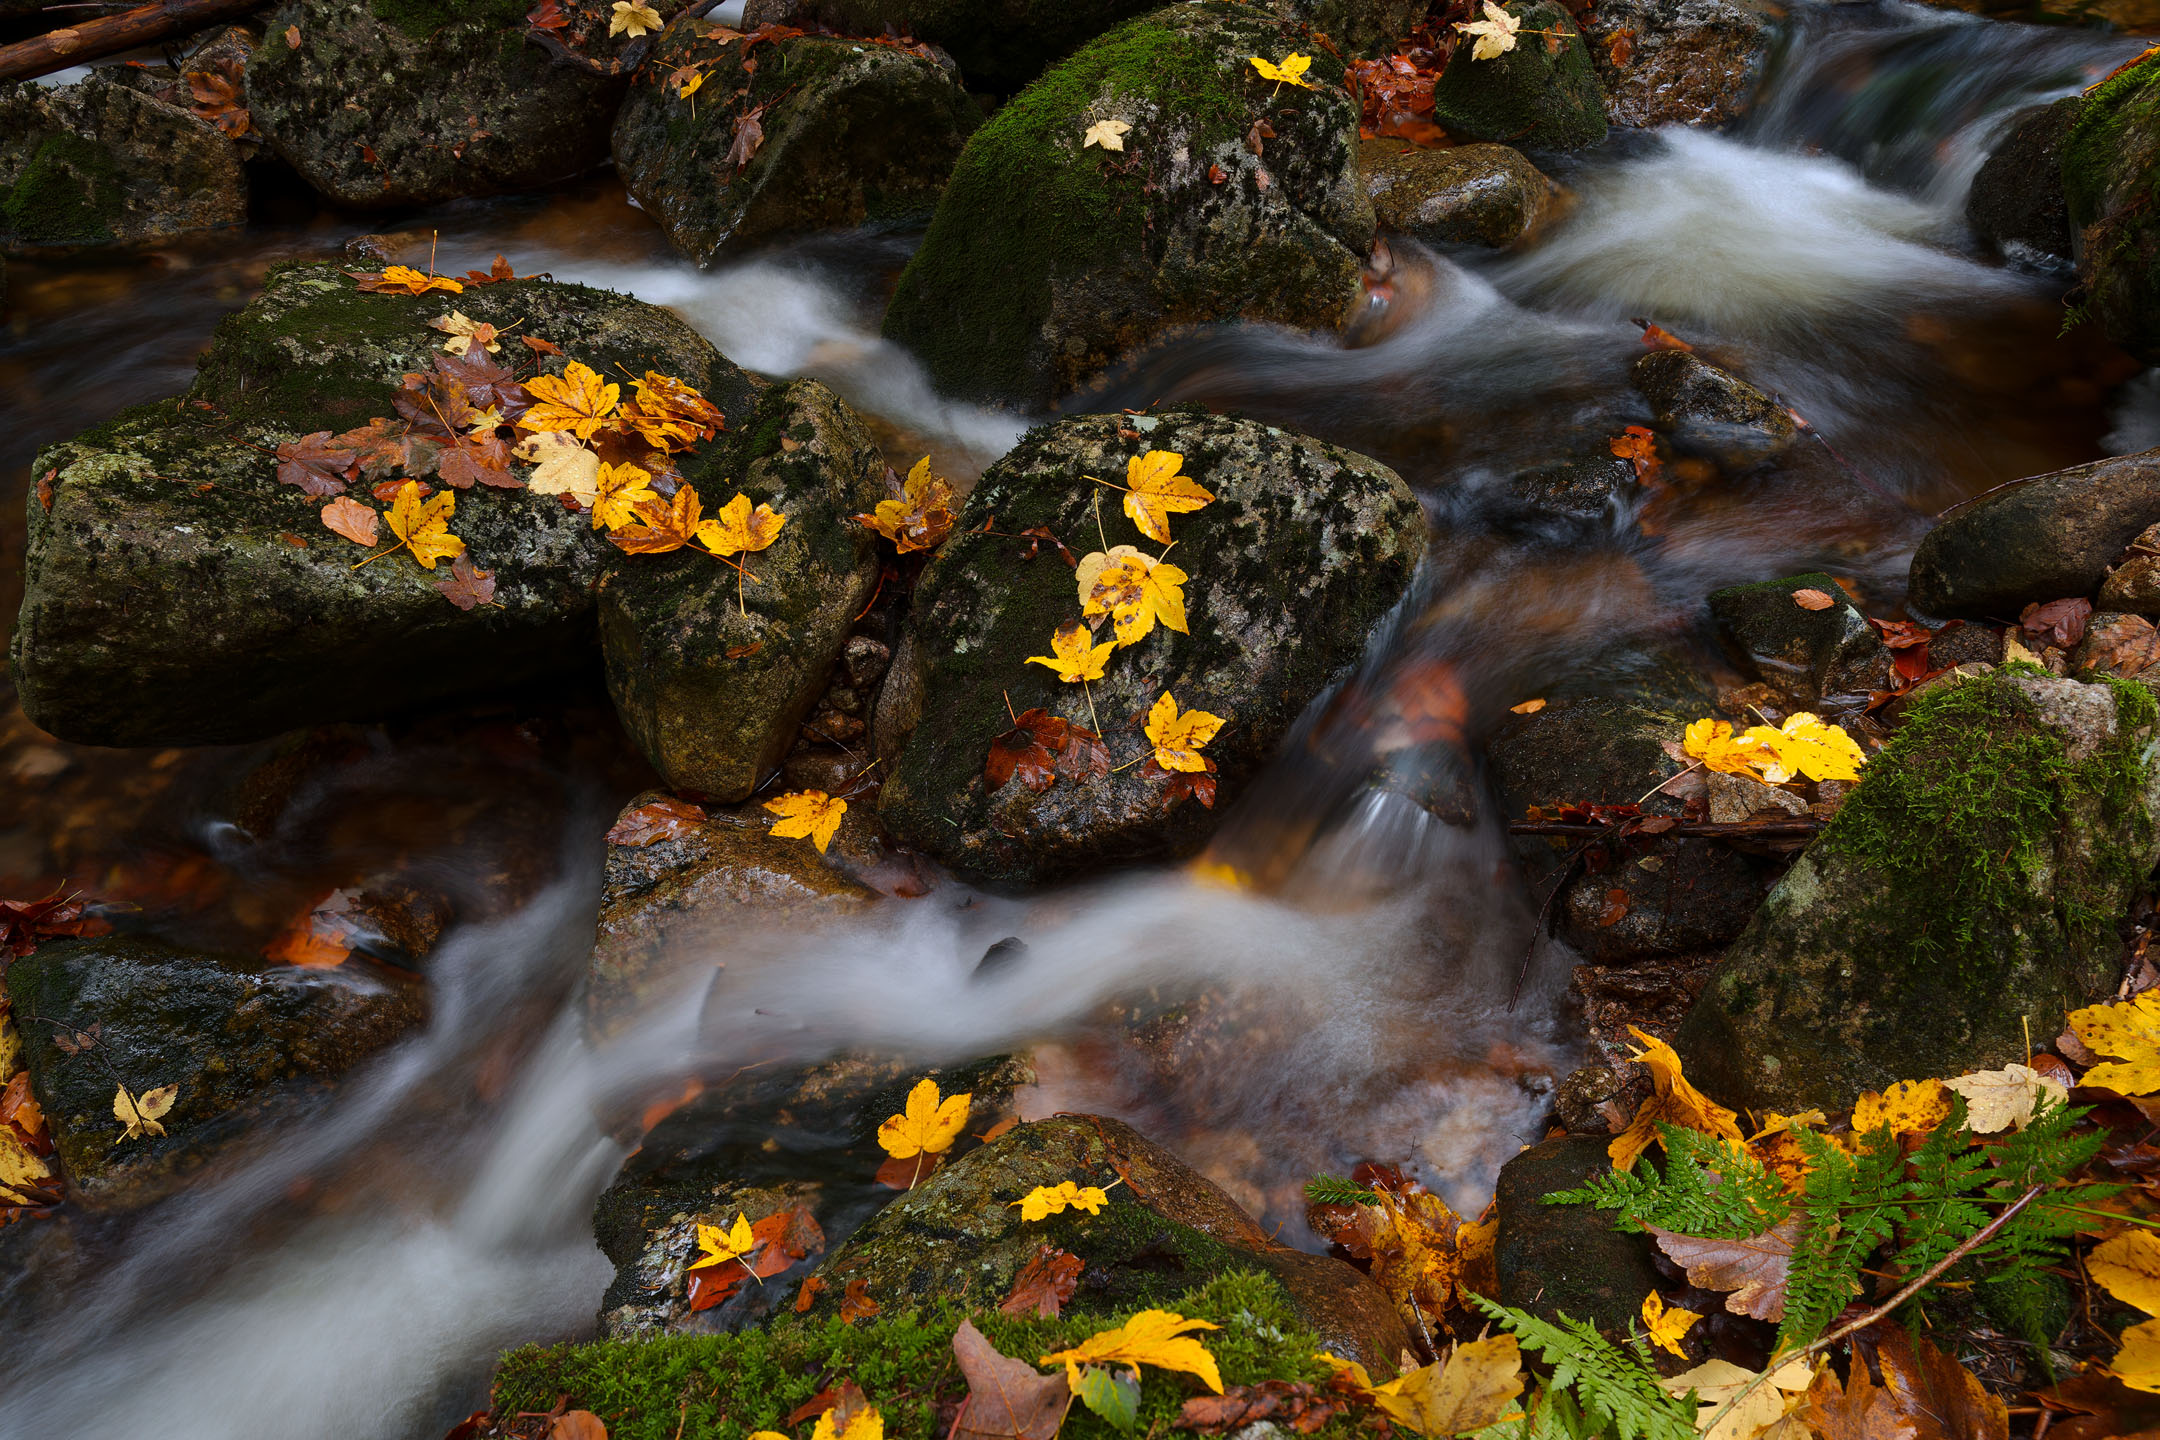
[1792,587,1835,611]
[550,1412,608,1440]
[2021,595,2093,648]
[1805,1358,1913,1440]
[726,109,767,170]
[1000,1245,1083,1319]
[951,1319,1072,1440]
[276,431,358,495]
[794,1274,829,1313]
[433,553,497,610]
[986,709,1070,794]
[36,470,55,511]
[1647,1215,1801,1321]
[522,334,565,356]
[839,1277,880,1324]
[1180,1381,1351,1434]
[0,889,109,958]
[606,796,708,846]
[1869,1325,2008,1440]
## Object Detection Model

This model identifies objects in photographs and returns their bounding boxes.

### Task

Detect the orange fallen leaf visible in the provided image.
[1792,588,1835,611]
[840,1277,880,1324]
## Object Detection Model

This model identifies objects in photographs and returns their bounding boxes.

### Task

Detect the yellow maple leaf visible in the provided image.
[1455,1,1522,61]
[1740,713,1867,784]
[764,790,846,853]
[1683,717,1775,779]
[353,264,463,296]
[2115,1317,2160,1394]
[2092,1230,2160,1317]
[1146,692,1225,773]
[858,457,955,554]
[610,486,707,556]
[675,68,705,99]
[1609,1026,1744,1170]
[1082,118,1131,151]
[697,492,788,557]
[1367,1334,1523,1437]
[2071,991,2160,1096]
[1248,52,1317,92]
[1027,620,1115,684]
[379,480,465,570]
[1850,1078,1952,1137]
[514,429,600,506]
[0,1127,53,1203]
[521,361,620,441]
[1076,545,1189,647]
[609,0,662,35]
[1118,449,1215,544]
[592,462,657,531]
[1661,1357,1814,1440]
[114,1082,178,1141]
[877,1078,970,1159]
[1641,1291,1702,1358]
[1012,1180,1112,1221]
[1944,1064,2067,1134]
[1043,1310,1223,1393]
[1364,1186,1471,1331]
[810,1405,882,1440]
[691,1212,755,1271]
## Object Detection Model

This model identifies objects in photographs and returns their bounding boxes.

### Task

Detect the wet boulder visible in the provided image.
[612,31,978,267]
[813,1114,1411,1370]
[1361,140,1555,248]
[11,262,756,748]
[875,410,1424,888]
[1676,668,2160,1113]
[245,0,632,209]
[1706,571,1892,709]
[2064,59,2160,361]
[1908,447,2160,619]
[1630,349,1796,469]
[1968,97,2080,269]
[599,381,884,800]
[1582,0,1768,129]
[9,936,426,1208]
[0,72,245,250]
[880,3,1374,409]
[1493,1134,1662,1335]
[1428,0,1607,153]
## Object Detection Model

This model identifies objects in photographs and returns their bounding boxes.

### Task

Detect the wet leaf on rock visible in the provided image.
[605,796,708,846]
[1001,1246,1083,1318]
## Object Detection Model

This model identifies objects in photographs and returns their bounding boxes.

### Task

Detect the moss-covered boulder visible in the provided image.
[814,1115,1411,1368]
[1969,97,2080,269]
[613,31,978,267]
[880,4,1374,409]
[1676,668,2160,1114]
[599,381,885,800]
[1493,1134,1661,1336]
[1909,448,2160,620]
[1428,1,1606,153]
[1582,0,1767,130]
[246,0,631,208]
[11,262,756,748]
[0,73,245,250]
[1707,571,1891,710]
[875,410,1423,888]
[10,936,425,1208]
[1361,140,1554,248]
[2065,57,2160,361]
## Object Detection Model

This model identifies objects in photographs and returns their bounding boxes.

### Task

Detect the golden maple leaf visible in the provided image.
[114,1082,178,1140]
[631,370,724,439]
[379,480,465,570]
[764,790,846,853]
[513,429,599,506]
[592,462,658,531]
[1455,2,1522,60]
[1609,1026,1744,1170]
[857,457,955,554]
[430,310,500,355]
[1682,718,1774,779]
[1849,1078,1952,1137]
[1355,1334,1524,1437]
[1118,449,1215,544]
[1077,545,1189,647]
[2093,1230,2160,1319]
[521,361,620,440]
[349,265,463,296]
[609,0,662,35]
[697,492,787,557]
[1012,1180,1112,1221]
[2116,1318,2160,1394]
[1248,52,1318,91]
[1740,713,1866,784]
[1042,1310,1223,1393]
[1145,692,1224,773]
[2070,991,2160,1096]
[810,1406,882,1440]
[691,1212,755,1271]
[1082,118,1131,151]
[1641,1291,1702,1359]
[1027,621,1115,684]
[878,1078,971,1159]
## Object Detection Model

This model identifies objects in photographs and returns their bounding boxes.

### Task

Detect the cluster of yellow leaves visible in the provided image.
[857,457,957,555]
[764,790,846,853]
[348,264,462,296]
[1681,713,1866,785]
[1012,1179,1113,1221]
[0,1005,53,1207]
[1610,1027,1744,1169]
[1309,1180,1497,1348]
[114,1081,179,1141]
[1659,1356,1815,1440]
[515,362,725,514]
[878,1078,970,1160]
[1042,1309,1223,1393]
[1316,1335,1523,1437]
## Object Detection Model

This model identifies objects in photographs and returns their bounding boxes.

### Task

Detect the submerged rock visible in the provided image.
[2064,58,2160,361]
[10,936,425,1208]
[1631,349,1797,469]
[1361,140,1554,248]
[0,73,245,249]
[613,31,978,267]
[1908,447,2160,619]
[875,410,1424,888]
[1493,1134,1661,1335]
[11,263,754,748]
[813,1114,1411,1369]
[1706,571,1891,709]
[880,3,1373,408]
[246,0,628,209]
[599,380,886,800]
[1427,0,1607,153]
[1676,668,2160,1113]
[1582,0,1767,129]
[1968,97,2080,269]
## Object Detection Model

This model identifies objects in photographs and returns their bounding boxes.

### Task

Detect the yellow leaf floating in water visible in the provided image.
[764,790,846,853]
[1042,1310,1222,1393]
[2070,990,2160,1096]
[1118,449,1215,545]
[114,1082,178,1141]
[1027,621,1115,684]
[1609,1025,1744,1170]
[1641,1291,1702,1359]
[1145,693,1224,774]
[857,457,955,554]
[1077,545,1188,647]
[878,1078,970,1160]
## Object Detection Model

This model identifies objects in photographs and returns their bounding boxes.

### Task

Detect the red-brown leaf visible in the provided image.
[839,1277,880,1324]
[321,495,379,546]
[1648,1216,1799,1320]
[2020,596,2093,648]
[605,795,708,845]
[986,709,1071,794]
[275,431,358,495]
[1791,587,1836,611]
[434,553,497,611]
[999,1245,1082,1319]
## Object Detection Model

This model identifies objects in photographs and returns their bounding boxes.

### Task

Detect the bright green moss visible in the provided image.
[490,1271,1356,1440]
[2064,55,2159,224]
[2,132,123,246]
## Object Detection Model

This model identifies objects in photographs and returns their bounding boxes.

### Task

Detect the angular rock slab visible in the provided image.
[876,410,1425,888]
[881,2,1375,408]
[11,262,755,747]
[614,31,978,266]
[599,380,886,801]
[1677,669,2160,1114]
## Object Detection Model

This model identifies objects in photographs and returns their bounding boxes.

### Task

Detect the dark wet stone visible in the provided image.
[1630,350,1796,468]
[875,409,1424,888]
[1908,447,2160,620]
[10,936,426,1209]
[1968,97,2080,269]
[1494,1134,1661,1335]
[1559,844,1777,962]
[1706,570,1891,709]
[1361,140,1554,247]
[1927,621,2006,669]
[1428,1,1607,153]
[0,73,245,250]
[1583,0,1768,129]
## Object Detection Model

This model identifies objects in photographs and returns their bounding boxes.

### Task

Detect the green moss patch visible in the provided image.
[2,132,122,246]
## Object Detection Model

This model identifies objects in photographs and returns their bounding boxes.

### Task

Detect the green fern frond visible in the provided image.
[1302,1174,1381,1207]
[1470,1295,1698,1440]
[1547,1125,1790,1238]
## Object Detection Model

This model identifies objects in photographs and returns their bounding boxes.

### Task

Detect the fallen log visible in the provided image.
[0,0,265,85]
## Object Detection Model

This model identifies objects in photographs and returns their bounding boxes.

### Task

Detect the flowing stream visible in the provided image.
[0,5,2152,1436]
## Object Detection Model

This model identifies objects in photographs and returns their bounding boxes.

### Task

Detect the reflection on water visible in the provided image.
[0,4,2156,1436]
